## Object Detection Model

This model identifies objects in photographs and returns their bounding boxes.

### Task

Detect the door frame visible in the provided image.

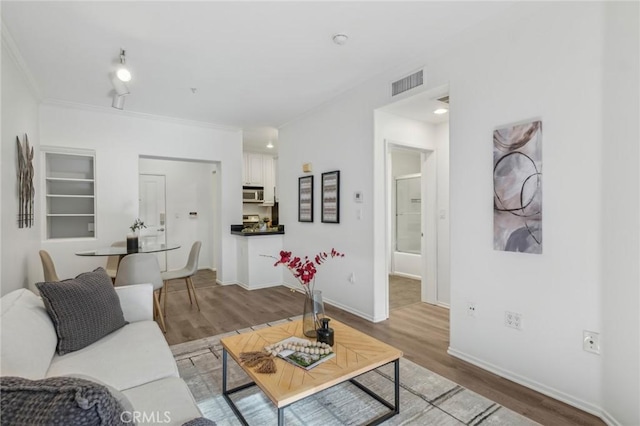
[385,141,438,318]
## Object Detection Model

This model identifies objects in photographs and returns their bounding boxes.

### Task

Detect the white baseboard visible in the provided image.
[390,271,421,280]
[436,301,450,309]
[235,281,281,291]
[216,279,235,286]
[281,283,377,322]
[447,347,612,424]
[600,409,622,426]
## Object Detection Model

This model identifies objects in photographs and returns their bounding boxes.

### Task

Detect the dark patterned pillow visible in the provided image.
[182,418,217,426]
[36,267,127,355]
[0,376,128,426]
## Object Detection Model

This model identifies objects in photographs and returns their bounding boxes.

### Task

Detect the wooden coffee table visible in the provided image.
[221,318,403,425]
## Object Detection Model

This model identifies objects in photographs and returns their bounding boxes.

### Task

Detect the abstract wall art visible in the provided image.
[298,175,314,222]
[493,120,542,254]
[321,170,340,223]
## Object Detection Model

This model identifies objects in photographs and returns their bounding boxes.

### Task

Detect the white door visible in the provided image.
[139,174,167,271]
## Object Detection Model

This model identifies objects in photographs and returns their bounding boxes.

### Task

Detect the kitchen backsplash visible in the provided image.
[242,203,272,220]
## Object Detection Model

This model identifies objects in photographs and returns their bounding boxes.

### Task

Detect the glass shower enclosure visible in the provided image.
[395,174,421,254]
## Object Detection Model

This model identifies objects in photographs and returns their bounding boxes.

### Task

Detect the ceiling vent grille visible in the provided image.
[391,70,423,96]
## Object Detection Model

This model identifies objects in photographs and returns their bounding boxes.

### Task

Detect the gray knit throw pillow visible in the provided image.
[36,267,127,355]
[0,376,128,426]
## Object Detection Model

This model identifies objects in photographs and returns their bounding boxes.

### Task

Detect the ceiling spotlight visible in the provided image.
[266,141,274,149]
[433,108,448,115]
[116,49,132,82]
[111,93,127,110]
[332,34,349,46]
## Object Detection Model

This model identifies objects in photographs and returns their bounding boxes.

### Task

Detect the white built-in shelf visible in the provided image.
[46,214,95,217]
[44,150,96,239]
[46,195,95,198]
[46,177,95,182]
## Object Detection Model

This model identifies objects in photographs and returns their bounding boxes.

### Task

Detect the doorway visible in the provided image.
[374,84,450,320]
[139,174,167,270]
[138,157,219,275]
[389,150,423,310]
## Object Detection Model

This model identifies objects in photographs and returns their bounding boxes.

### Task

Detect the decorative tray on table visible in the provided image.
[265,337,335,370]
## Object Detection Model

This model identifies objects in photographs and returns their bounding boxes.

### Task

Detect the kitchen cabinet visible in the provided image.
[273,157,279,203]
[44,150,96,239]
[262,155,275,206]
[243,152,264,186]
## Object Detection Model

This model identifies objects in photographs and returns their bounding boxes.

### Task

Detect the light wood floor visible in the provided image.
[161,270,603,426]
[388,274,421,310]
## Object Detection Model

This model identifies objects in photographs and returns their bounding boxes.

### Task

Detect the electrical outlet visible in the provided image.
[505,311,522,330]
[583,330,600,355]
[467,302,476,317]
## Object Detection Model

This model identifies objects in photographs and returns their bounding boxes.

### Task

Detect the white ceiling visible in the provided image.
[2,1,513,151]
[382,90,449,124]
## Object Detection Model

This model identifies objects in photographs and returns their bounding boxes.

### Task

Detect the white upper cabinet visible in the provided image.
[262,155,275,206]
[243,152,264,186]
[243,152,277,205]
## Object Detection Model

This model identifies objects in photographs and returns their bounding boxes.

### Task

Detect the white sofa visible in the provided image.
[0,284,203,425]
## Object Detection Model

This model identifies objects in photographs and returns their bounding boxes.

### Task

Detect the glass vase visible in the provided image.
[302,290,325,337]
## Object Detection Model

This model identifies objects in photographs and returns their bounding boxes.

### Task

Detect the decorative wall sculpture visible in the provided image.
[16,134,35,228]
[493,120,542,254]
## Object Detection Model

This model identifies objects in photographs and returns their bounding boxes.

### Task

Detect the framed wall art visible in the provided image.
[493,119,542,254]
[298,175,314,222]
[321,170,340,223]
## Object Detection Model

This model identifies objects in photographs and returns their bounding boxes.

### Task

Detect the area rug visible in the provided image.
[171,317,538,426]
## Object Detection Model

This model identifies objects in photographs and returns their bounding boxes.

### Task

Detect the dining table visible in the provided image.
[75,243,180,258]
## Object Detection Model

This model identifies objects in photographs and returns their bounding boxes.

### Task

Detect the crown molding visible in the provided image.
[1,20,43,101]
[41,98,242,133]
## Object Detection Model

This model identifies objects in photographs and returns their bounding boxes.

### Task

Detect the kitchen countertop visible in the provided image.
[230,224,285,236]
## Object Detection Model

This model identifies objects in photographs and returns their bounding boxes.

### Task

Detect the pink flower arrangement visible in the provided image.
[269,248,344,296]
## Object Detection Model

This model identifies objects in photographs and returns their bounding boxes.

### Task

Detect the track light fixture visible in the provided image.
[112,93,127,110]
[116,49,131,82]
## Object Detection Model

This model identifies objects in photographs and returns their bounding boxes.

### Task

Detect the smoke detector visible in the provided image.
[332,34,349,46]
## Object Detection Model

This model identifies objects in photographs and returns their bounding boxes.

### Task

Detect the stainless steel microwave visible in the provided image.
[242,186,264,203]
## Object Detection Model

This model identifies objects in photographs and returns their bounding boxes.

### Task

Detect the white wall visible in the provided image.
[1,36,41,295]
[138,158,217,271]
[279,2,635,422]
[278,91,376,320]
[440,3,605,414]
[391,150,420,178]
[38,102,242,285]
[435,122,450,306]
[601,2,640,425]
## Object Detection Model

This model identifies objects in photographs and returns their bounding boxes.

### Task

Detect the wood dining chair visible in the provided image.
[39,250,60,282]
[161,241,202,316]
[105,241,126,283]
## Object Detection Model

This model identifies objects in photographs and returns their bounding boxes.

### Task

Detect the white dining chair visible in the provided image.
[115,253,167,333]
[161,241,202,315]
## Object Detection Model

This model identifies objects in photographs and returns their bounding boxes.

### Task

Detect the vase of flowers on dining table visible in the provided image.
[127,218,146,253]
